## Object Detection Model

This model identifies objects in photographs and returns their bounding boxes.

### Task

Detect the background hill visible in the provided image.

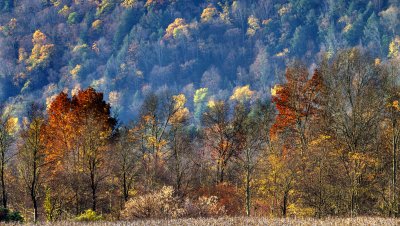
[0,0,398,120]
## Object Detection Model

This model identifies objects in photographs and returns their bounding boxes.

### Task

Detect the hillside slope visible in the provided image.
[0,0,398,119]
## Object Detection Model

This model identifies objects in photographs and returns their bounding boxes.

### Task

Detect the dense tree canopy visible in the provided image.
[1,0,400,223]
[0,0,397,121]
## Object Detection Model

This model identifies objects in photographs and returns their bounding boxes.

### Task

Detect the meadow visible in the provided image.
[7,217,400,226]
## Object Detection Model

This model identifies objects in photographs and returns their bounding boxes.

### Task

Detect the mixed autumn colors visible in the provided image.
[0,0,400,224]
[1,49,400,223]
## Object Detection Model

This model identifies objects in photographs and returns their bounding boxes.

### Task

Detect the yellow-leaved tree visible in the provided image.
[27,30,54,71]
[121,0,136,8]
[201,5,218,23]
[230,85,254,102]
[247,15,260,36]
[164,18,190,40]
[388,36,400,59]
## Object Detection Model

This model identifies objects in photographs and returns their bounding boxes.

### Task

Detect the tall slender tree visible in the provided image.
[18,103,46,222]
[0,105,17,209]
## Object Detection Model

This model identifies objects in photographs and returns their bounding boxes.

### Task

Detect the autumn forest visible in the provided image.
[0,0,400,224]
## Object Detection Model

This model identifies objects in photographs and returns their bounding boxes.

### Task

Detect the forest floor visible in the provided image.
[9,217,400,226]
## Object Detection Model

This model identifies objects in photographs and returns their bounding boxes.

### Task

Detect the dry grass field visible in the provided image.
[7,217,400,226]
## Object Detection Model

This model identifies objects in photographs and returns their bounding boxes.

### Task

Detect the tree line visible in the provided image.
[1,48,400,222]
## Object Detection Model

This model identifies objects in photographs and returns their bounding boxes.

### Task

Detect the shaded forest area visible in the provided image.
[0,0,399,120]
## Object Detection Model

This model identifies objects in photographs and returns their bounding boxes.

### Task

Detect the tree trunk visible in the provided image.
[219,165,225,183]
[318,158,323,218]
[1,161,6,208]
[282,190,288,217]
[392,119,397,216]
[31,147,38,222]
[123,171,128,202]
[31,193,38,222]
[245,166,251,216]
[173,136,182,192]
[350,190,355,218]
[91,172,97,211]
[90,158,97,211]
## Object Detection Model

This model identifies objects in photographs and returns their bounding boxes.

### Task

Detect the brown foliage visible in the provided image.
[196,183,242,216]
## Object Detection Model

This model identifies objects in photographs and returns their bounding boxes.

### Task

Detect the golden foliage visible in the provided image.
[145,0,165,8]
[201,6,218,23]
[172,107,189,124]
[70,64,81,79]
[207,99,216,108]
[262,18,272,25]
[72,43,89,53]
[388,36,400,58]
[18,48,27,63]
[309,134,331,146]
[146,136,167,149]
[51,0,61,7]
[121,0,136,8]
[171,94,189,124]
[164,18,190,40]
[270,84,282,96]
[230,85,254,102]
[343,24,353,33]
[5,117,19,135]
[276,48,289,57]
[91,19,102,30]
[393,100,400,111]
[27,30,54,71]
[247,15,260,36]
[375,58,381,66]
[58,5,70,16]
[288,203,315,217]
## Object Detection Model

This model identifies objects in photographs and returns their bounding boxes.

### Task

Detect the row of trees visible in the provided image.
[2,49,400,222]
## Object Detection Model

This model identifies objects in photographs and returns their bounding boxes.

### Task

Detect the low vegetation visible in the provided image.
[4,217,400,226]
[121,186,225,220]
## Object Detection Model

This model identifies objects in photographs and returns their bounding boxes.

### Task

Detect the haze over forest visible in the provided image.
[0,0,397,120]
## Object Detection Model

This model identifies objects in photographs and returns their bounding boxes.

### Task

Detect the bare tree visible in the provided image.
[0,105,16,209]
[113,126,140,203]
[319,49,385,216]
[235,101,272,216]
[18,103,46,222]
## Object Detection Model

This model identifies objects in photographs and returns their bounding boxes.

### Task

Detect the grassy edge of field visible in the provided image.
[6,217,400,226]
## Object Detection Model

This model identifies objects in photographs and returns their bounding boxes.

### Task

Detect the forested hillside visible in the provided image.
[0,0,398,119]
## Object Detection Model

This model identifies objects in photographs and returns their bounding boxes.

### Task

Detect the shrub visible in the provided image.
[0,207,24,222]
[121,186,226,220]
[197,183,242,215]
[121,186,185,220]
[184,196,226,218]
[75,209,103,222]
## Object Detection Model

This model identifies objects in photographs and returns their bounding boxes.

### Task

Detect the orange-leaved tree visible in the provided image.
[269,64,323,216]
[44,87,115,214]
[270,64,322,154]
